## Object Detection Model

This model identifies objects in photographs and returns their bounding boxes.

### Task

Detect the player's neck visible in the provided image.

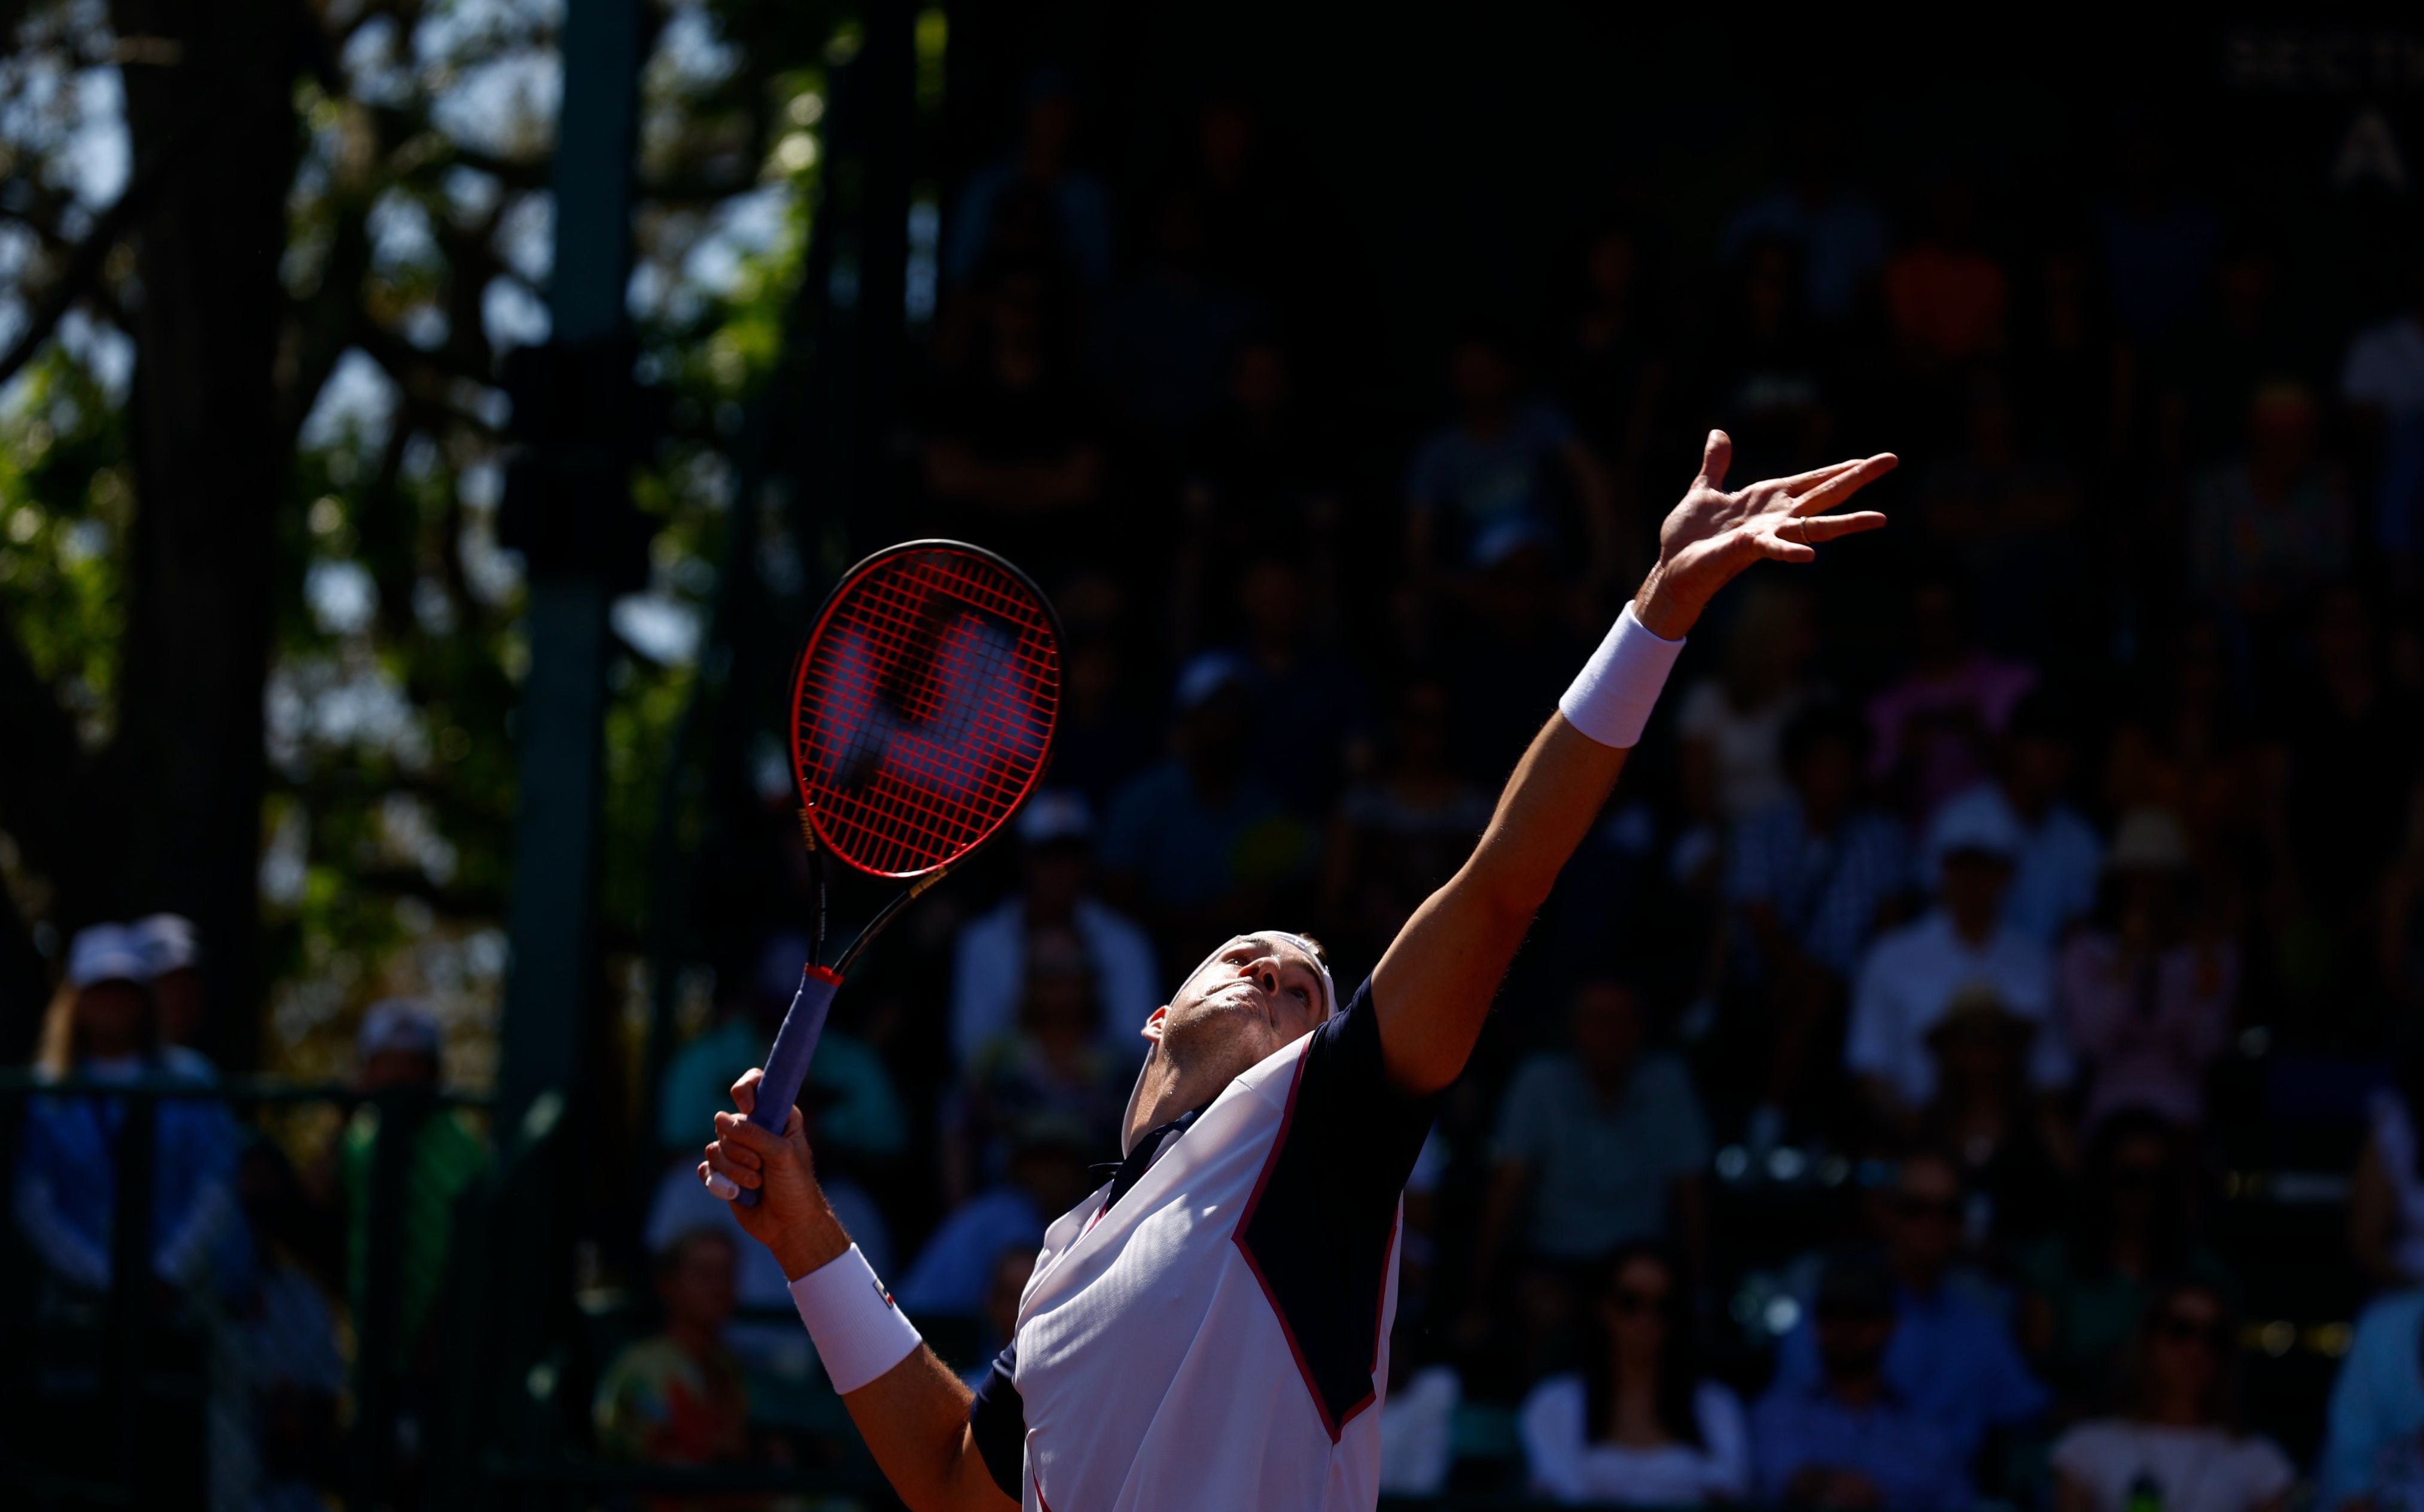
[1123,1042,1235,1148]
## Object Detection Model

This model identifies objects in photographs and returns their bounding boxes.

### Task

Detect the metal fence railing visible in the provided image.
[0,1072,495,1509]
[0,1062,2368,1509]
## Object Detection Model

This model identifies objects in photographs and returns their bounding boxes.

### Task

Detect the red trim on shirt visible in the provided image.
[1229,1037,1384,1444]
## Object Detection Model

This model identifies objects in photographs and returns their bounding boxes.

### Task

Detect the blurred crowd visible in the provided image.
[21,74,2424,1512]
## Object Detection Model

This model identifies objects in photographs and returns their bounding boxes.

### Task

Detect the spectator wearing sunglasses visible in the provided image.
[1518,1242,1749,1505]
[1770,1148,2047,1465]
[2051,1282,2292,1512]
[1751,1251,1971,1510]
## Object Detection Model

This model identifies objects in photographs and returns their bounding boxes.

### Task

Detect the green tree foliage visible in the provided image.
[0,0,842,1080]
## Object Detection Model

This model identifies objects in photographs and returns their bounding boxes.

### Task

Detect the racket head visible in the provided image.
[788,541,1064,880]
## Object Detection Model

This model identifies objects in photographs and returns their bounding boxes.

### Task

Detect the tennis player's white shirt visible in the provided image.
[964,976,1439,1511]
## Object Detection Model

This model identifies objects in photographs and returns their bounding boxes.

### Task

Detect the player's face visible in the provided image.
[1153,934,1328,1064]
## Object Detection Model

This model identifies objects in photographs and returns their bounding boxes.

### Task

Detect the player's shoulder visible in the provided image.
[1232,973,1382,1104]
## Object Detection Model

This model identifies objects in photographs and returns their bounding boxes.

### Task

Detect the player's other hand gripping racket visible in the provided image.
[703,541,1061,1205]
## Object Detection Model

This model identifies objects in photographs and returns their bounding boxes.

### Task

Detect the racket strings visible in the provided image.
[794,548,1059,877]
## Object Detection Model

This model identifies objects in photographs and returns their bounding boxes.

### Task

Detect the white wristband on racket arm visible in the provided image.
[788,1243,923,1393]
[1558,603,1686,749]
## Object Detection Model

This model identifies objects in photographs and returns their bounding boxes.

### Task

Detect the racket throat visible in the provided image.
[829,866,949,978]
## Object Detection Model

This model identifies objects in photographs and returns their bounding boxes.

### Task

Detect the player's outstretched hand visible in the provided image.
[702,1068,846,1278]
[1633,429,1894,639]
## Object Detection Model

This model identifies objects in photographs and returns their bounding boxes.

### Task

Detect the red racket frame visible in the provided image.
[786,539,1064,881]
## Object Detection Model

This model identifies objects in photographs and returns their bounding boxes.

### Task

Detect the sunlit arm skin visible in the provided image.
[702,428,1892,1512]
[703,1074,1017,1512]
[1370,431,1894,1095]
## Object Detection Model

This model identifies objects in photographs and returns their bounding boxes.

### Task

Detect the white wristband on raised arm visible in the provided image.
[1558,603,1685,749]
[788,1243,922,1393]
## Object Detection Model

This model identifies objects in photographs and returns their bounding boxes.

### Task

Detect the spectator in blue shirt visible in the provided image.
[1720,113,1890,324]
[1472,977,1712,1298]
[1403,327,1617,602]
[945,71,1111,290]
[894,1115,1098,1321]
[2317,1288,2424,1510]
[1752,1251,1971,1511]
[16,925,252,1304]
[1771,1149,2048,1465]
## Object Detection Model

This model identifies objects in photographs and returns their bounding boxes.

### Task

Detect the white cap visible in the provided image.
[1928,790,2024,864]
[1017,789,1095,847]
[133,913,200,976]
[358,998,441,1061]
[67,923,150,989]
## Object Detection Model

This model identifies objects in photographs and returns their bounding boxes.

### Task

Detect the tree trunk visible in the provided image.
[106,0,302,1069]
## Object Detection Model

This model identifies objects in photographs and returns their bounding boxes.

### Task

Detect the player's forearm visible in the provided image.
[1373,589,1677,1090]
[1374,719,1630,1090]
[766,1199,853,1281]
[841,1347,1016,1511]
[1467,715,1630,912]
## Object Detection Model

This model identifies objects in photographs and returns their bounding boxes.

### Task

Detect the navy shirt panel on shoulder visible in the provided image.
[1234,973,1442,1440]
[967,1342,1025,1498]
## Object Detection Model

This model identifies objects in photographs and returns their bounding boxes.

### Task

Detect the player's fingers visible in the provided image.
[1791,454,1898,514]
[1764,456,1866,495]
[729,1067,764,1118]
[703,1144,761,1190]
[699,1163,741,1202]
[1693,428,1732,490]
[1793,510,1889,542]
[704,1133,760,1176]
[712,1110,784,1165]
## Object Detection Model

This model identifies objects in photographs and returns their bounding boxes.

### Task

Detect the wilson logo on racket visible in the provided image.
[790,542,1062,880]
[806,610,1046,804]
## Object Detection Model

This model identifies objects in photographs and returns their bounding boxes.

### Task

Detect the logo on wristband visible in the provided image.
[875,1279,897,1309]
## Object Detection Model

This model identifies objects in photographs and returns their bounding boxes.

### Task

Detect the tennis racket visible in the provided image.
[712,540,1062,1207]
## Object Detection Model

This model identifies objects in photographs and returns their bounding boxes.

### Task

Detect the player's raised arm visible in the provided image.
[704,1071,1017,1512]
[1370,429,1894,1095]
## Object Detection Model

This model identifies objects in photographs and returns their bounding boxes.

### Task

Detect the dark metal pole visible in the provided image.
[482,1,647,1498]
[495,0,644,1147]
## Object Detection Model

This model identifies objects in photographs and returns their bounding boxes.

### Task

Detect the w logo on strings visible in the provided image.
[806,609,1043,810]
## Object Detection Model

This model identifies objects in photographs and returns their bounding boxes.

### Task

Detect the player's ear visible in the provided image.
[1141,1006,1167,1044]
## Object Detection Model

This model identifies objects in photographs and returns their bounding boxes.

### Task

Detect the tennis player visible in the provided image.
[704,430,1894,1510]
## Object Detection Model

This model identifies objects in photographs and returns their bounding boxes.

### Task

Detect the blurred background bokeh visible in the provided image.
[8,4,2424,1509]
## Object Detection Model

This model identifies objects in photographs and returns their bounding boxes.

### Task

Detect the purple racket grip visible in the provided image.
[735,964,843,1209]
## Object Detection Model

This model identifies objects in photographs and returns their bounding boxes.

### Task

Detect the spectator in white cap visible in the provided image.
[335,996,485,1390]
[1101,652,1304,960]
[1848,791,2069,1136]
[358,996,443,1089]
[950,788,1158,1071]
[1920,693,2103,948]
[15,922,252,1301]
[132,913,216,1081]
[32,922,154,1079]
